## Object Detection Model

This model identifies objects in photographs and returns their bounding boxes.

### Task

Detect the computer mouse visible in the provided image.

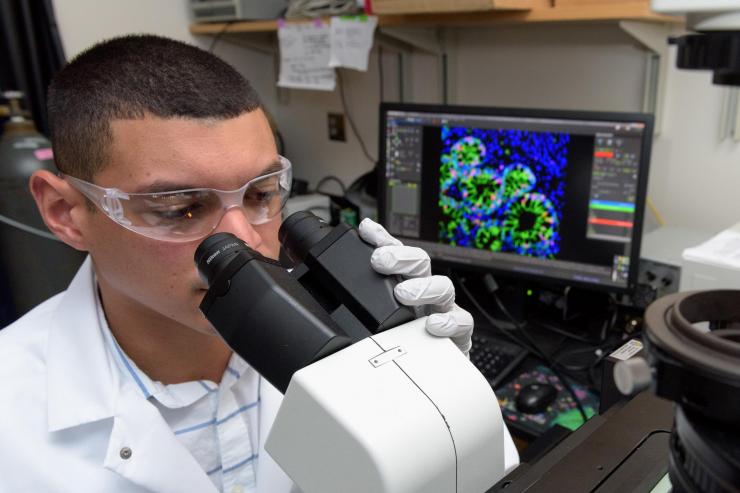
[515,382,558,414]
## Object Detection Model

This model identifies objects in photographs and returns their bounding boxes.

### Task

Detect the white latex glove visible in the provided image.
[358,218,474,356]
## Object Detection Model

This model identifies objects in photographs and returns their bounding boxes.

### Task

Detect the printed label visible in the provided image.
[609,339,643,361]
[34,148,54,161]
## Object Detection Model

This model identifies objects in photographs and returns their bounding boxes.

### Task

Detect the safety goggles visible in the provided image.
[63,155,292,243]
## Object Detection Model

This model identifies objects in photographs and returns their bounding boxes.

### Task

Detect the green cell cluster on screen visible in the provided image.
[438,128,566,258]
[474,224,502,251]
[502,165,536,200]
[442,220,459,245]
[501,193,558,258]
[451,136,486,166]
[466,174,495,208]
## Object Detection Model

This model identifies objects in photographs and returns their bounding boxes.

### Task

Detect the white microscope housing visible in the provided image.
[265,317,507,493]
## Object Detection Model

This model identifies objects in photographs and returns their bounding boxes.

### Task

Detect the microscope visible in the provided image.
[610,3,740,491]
[195,211,508,493]
[653,0,740,85]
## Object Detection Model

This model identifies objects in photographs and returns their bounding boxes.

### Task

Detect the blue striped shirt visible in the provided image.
[94,289,260,492]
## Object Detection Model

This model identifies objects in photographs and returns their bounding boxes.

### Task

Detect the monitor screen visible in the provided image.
[378,103,653,293]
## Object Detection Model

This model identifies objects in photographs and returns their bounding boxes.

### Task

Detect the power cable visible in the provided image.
[315,175,347,195]
[336,70,376,165]
[459,273,591,424]
[209,21,235,53]
[378,45,384,102]
[0,213,60,242]
[529,319,595,344]
[457,274,531,351]
[488,287,591,424]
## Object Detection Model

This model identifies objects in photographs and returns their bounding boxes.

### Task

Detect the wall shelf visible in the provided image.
[189,4,681,35]
[190,3,682,134]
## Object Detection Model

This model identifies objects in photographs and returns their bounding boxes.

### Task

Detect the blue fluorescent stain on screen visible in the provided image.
[438,126,569,258]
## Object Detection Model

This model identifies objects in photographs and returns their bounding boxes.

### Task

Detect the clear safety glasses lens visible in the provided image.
[64,156,292,242]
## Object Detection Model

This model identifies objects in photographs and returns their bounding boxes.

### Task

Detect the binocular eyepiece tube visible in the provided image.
[195,211,414,394]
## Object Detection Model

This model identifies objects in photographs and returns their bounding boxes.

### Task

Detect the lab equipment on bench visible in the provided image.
[615,289,740,492]
[610,3,740,491]
[680,221,740,291]
[653,0,740,86]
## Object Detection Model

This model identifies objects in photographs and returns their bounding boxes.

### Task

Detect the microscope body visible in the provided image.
[266,317,506,493]
[196,212,508,492]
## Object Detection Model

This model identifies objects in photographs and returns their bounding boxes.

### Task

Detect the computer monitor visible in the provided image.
[378,103,653,293]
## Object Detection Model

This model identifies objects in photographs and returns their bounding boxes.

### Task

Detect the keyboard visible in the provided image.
[470,331,528,389]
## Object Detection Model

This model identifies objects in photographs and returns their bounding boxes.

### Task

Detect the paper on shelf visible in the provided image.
[329,15,378,72]
[682,223,740,270]
[278,19,336,91]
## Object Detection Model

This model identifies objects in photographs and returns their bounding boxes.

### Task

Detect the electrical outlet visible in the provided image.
[328,113,346,142]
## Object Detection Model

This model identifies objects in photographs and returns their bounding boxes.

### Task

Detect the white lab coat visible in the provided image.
[0,257,519,493]
[0,257,296,493]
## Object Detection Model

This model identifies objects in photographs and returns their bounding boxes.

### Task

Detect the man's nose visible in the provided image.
[213,207,263,251]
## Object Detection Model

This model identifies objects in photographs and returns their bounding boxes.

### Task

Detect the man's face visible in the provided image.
[81,110,281,335]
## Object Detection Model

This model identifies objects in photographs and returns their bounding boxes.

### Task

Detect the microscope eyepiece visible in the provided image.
[279,211,333,265]
[195,232,249,287]
[196,227,353,395]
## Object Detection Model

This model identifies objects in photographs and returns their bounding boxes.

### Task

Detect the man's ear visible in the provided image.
[29,170,90,252]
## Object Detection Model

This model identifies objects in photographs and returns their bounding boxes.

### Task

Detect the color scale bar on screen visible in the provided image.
[589,217,633,228]
[594,150,614,158]
[589,200,635,213]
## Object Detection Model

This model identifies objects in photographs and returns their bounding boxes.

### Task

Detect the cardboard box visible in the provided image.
[369,0,547,15]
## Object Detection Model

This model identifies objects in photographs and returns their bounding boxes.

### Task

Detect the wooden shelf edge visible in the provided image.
[190,19,280,34]
[189,5,682,35]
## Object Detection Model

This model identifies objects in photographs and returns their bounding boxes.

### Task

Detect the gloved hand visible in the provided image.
[358,218,474,356]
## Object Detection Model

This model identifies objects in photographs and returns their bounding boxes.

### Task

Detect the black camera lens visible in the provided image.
[279,211,332,265]
[195,233,250,287]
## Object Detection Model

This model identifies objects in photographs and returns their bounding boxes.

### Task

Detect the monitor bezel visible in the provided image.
[377,102,654,295]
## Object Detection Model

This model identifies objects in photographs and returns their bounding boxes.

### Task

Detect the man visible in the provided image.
[0,35,517,492]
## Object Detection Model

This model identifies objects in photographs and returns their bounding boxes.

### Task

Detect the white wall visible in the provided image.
[52,0,279,180]
[53,0,196,56]
[51,1,740,233]
[271,24,740,233]
[449,24,647,111]
[651,47,740,233]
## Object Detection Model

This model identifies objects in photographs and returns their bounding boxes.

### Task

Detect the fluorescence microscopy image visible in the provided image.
[438,127,569,258]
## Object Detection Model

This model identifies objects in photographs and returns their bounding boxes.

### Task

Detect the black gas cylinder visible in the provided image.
[0,92,85,325]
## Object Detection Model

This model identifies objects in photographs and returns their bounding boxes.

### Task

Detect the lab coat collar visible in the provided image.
[46,257,218,492]
[47,256,120,432]
[102,385,217,492]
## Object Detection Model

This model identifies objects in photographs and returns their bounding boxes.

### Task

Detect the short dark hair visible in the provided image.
[47,34,262,181]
